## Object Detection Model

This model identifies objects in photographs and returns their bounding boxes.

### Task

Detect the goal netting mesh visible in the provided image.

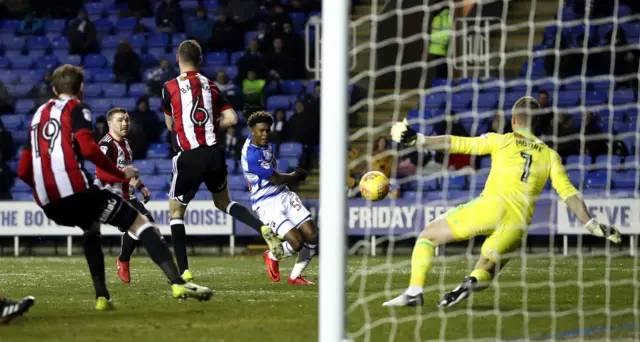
[345,0,640,341]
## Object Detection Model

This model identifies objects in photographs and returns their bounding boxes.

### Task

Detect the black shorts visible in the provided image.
[169,145,228,205]
[42,186,139,232]
[129,197,154,222]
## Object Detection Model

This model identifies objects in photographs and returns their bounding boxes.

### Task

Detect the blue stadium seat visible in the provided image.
[44,19,66,32]
[128,83,146,97]
[84,83,102,97]
[230,51,244,64]
[441,175,466,190]
[226,158,237,174]
[84,54,107,68]
[504,92,524,108]
[143,175,168,191]
[557,91,579,107]
[149,97,162,111]
[206,52,228,65]
[12,129,28,144]
[50,35,69,50]
[451,92,471,111]
[117,98,136,110]
[193,191,213,200]
[115,17,137,32]
[565,155,592,169]
[12,192,33,201]
[0,56,9,69]
[0,20,20,33]
[424,92,446,109]
[585,90,607,106]
[431,78,452,88]
[614,171,637,189]
[28,36,49,50]
[103,83,126,97]
[11,180,31,192]
[612,90,635,105]
[147,143,169,159]
[266,95,293,109]
[128,33,146,48]
[85,2,106,16]
[148,34,169,48]
[134,160,156,175]
[228,174,248,190]
[55,54,81,68]
[563,78,586,91]
[152,192,168,200]
[12,55,34,69]
[279,142,303,157]
[289,12,306,29]
[35,55,59,69]
[101,35,121,49]
[477,92,498,109]
[93,69,114,82]
[93,19,113,34]
[88,98,112,113]
[277,158,290,172]
[3,36,24,50]
[279,157,299,168]
[170,33,187,47]
[479,157,492,169]
[154,159,172,174]
[589,79,613,92]
[1,114,24,130]
[593,155,622,170]
[402,191,419,200]
[281,80,304,94]
[8,84,32,98]
[15,99,34,114]
[505,79,530,92]
[585,172,608,189]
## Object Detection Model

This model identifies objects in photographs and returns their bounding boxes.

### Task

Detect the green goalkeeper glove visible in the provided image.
[584,218,621,244]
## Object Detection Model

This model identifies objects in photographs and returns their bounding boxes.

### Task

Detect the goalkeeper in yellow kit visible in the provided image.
[383,96,622,308]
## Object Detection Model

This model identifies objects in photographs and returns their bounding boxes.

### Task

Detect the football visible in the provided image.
[359,171,390,201]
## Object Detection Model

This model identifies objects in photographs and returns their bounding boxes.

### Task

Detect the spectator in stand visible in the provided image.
[146,59,178,96]
[128,111,149,160]
[211,13,240,52]
[68,9,100,56]
[0,150,14,200]
[237,39,267,79]
[302,81,320,114]
[18,11,44,36]
[130,96,161,143]
[0,119,15,161]
[155,0,185,33]
[223,126,243,172]
[265,3,290,30]
[534,90,553,136]
[543,111,579,157]
[113,40,142,84]
[133,14,150,33]
[584,112,608,158]
[126,0,153,18]
[279,22,305,74]
[224,0,260,32]
[242,70,266,106]
[28,69,54,105]
[270,108,289,143]
[288,101,319,169]
[489,110,512,134]
[214,71,240,108]
[93,116,108,143]
[0,81,13,115]
[267,38,296,80]
[254,22,273,53]
[187,7,214,50]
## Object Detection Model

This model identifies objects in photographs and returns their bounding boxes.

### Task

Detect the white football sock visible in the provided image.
[405,286,423,296]
[268,241,295,260]
[290,243,317,279]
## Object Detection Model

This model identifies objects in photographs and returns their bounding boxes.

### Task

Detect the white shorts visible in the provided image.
[255,190,312,238]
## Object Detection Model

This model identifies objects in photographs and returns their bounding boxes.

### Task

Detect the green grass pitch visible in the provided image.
[1,255,637,341]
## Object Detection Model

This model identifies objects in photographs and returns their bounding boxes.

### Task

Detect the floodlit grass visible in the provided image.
[1,255,638,341]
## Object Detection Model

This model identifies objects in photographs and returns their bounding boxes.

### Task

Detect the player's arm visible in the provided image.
[247,150,305,185]
[216,90,237,129]
[550,151,621,243]
[161,84,173,132]
[268,168,307,186]
[17,131,34,188]
[130,176,151,203]
[71,106,136,180]
[95,141,124,183]
[390,119,497,155]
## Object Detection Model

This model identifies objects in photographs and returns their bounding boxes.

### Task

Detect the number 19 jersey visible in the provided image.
[449,129,578,224]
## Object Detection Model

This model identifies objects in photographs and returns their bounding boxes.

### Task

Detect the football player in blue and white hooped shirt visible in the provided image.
[241,111,318,285]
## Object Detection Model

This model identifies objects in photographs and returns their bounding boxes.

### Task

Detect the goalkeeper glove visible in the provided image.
[390,119,425,147]
[584,218,621,244]
[294,167,308,182]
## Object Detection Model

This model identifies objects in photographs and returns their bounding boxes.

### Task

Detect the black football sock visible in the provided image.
[118,232,139,263]
[170,218,189,274]
[137,224,185,285]
[83,233,110,299]
[226,201,264,233]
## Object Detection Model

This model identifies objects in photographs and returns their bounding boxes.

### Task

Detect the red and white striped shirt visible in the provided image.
[95,134,134,200]
[162,71,232,151]
[26,98,93,206]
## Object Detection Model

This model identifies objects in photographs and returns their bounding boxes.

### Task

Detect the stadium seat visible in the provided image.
[88,98,112,113]
[115,18,137,32]
[148,34,169,48]
[149,97,162,111]
[4,36,25,50]
[15,99,34,114]
[101,35,121,49]
[1,114,24,130]
[281,80,304,94]
[12,192,33,201]
[451,92,471,111]
[442,175,466,190]
[128,83,146,97]
[8,84,32,98]
[226,158,237,174]
[171,33,187,47]
[217,66,238,80]
[12,56,34,69]
[590,79,613,92]
[94,69,115,83]
[143,175,168,191]
[565,155,592,169]
[134,160,156,175]
[44,19,66,33]
[557,91,579,107]
[193,191,213,200]
[228,174,248,190]
[206,52,228,65]
[147,143,169,159]
[585,172,608,189]
[93,19,113,34]
[84,83,103,97]
[593,155,622,170]
[504,92,524,108]
[277,158,290,172]
[612,89,635,105]
[423,92,446,109]
[0,20,20,33]
[28,36,50,50]
[477,92,498,109]
[614,171,637,189]
[84,163,96,175]
[85,2,105,16]
[55,53,81,67]
[11,180,32,192]
[278,142,303,157]
[230,51,244,64]
[84,54,107,68]
[35,55,59,69]
[154,159,172,174]
[280,156,299,168]
[266,95,293,110]
[584,90,607,106]
[103,83,126,97]
[479,157,492,169]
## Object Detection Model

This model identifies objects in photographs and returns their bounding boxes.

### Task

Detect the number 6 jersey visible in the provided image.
[24,97,94,206]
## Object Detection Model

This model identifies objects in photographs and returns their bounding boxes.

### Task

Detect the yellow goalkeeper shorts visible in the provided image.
[445,194,527,263]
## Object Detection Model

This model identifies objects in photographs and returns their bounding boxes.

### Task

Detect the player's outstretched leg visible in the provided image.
[169,199,192,282]
[382,216,457,307]
[438,255,508,308]
[81,222,113,310]
[287,221,318,285]
[117,231,139,283]
[213,189,284,259]
[0,295,35,323]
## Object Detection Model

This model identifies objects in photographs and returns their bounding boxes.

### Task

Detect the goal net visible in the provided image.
[343,0,640,341]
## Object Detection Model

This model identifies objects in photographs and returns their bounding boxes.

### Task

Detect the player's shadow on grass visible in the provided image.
[443,304,550,313]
